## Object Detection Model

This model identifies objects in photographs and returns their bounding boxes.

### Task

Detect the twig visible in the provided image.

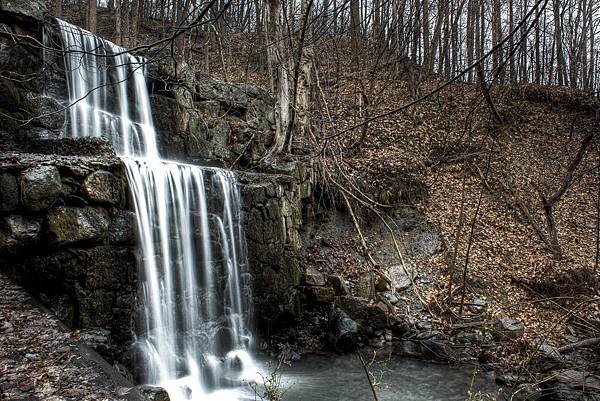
[357,351,379,401]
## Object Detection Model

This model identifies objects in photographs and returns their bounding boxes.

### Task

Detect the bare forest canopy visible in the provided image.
[54,0,600,90]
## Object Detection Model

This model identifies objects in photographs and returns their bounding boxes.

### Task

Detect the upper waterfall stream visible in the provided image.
[55,19,256,401]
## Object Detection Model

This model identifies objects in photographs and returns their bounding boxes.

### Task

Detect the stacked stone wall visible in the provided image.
[0,148,137,362]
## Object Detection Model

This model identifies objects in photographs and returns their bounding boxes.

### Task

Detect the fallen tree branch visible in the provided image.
[556,338,600,354]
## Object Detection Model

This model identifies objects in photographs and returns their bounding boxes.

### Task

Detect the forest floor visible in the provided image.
[0,274,146,401]
[317,77,600,376]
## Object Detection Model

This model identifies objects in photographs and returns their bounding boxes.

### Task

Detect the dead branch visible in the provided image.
[556,338,600,354]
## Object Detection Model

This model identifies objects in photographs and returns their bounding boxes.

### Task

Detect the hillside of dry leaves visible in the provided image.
[320,73,600,371]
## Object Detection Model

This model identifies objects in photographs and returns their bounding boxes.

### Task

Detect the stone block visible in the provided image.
[108,210,137,244]
[76,246,136,289]
[46,206,110,246]
[20,165,61,211]
[82,170,121,204]
[78,288,114,327]
[265,198,280,219]
[0,214,40,252]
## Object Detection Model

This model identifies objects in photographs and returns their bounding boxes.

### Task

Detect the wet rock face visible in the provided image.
[148,61,275,166]
[23,94,65,130]
[237,161,319,326]
[109,210,137,245]
[20,165,62,211]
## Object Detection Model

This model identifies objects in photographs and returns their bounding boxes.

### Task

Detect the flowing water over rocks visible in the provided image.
[56,19,255,401]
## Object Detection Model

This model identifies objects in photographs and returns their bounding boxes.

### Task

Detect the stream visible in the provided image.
[278,352,499,401]
[224,349,501,401]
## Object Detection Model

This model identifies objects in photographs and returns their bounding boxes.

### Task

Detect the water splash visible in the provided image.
[55,19,256,400]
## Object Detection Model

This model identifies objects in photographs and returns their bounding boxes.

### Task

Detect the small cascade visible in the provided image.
[54,19,256,400]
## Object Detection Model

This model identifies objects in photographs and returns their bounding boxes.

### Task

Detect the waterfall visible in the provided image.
[55,20,256,400]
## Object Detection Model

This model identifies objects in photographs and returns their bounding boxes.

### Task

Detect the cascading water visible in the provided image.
[54,19,256,400]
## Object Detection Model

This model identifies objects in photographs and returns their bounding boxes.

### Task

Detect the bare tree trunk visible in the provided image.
[412,1,421,62]
[53,0,62,17]
[115,0,122,44]
[520,0,529,82]
[466,0,475,81]
[130,0,141,47]
[540,130,596,259]
[441,0,451,78]
[554,0,566,85]
[122,0,130,47]
[450,0,465,77]
[429,0,445,73]
[285,0,314,152]
[509,0,516,82]
[351,0,361,61]
[423,0,430,68]
[492,0,503,82]
[535,6,541,84]
[87,0,97,33]
[264,0,290,158]
[589,0,595,89]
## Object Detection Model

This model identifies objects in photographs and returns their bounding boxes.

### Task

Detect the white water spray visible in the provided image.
[55,19,256,401]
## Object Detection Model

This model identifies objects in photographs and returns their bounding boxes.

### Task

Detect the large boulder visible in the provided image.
[137,385,170,401]
[336,296,389,331]
[304,267,326,286]
[328,308,359,352]
[327,274,349,296]
[46,206,110,245]
[388,263,416,292]
[20,165,61,211]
